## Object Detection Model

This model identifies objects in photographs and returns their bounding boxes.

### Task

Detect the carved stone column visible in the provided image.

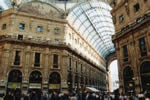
[22,46,31,94]
[61,51,69,92]
[42,48,49,93]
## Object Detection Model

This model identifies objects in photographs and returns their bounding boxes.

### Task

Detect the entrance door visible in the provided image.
[140,62,150,92]
[49,72,61,92]
[123,66,135,94]
[7,70,22,98]
[29,71,42,95]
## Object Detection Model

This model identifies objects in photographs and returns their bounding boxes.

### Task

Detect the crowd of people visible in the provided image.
[2,90,150,100]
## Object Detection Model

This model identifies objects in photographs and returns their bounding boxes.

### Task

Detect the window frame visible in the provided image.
[123,45,128,62]
[54,28,60,34]
[119,15,124,23]
[2,24,6,30]
[53,54,59,68]
[134,3,140,13]
[14,51,21,66]
[37,26,43,32]
[34,52,41,67]
[139,37,147,57]
[19,23,25,30]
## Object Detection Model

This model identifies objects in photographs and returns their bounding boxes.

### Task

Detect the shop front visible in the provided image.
[7,70,22,98]
[29,71,42,95]
[49,72,61,93]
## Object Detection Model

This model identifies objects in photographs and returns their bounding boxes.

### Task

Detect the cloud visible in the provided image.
[0,0,9,9]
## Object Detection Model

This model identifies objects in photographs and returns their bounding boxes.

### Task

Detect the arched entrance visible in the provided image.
[49,72,61,92]
[140,61,150,92]
[108,60,119,92]
[123,66,135,94]
[29,71,42,95]
[7,70,22,97]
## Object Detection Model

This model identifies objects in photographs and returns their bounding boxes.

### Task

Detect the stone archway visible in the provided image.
[49,72,61,92]
[29,71,42,94]
[123,66,135,94]
[108,60,119,92]
[140,61,150,92]
[106,52,118,92]
[7,70,22,96]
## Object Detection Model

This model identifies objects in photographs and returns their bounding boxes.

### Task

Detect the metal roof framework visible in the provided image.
[67,0,115,58]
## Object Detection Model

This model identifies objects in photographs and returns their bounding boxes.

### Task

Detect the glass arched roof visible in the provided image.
[67,0,115,58]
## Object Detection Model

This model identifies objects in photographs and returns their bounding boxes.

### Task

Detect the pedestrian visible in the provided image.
[43,92,48,100]
[86,92,93,100]
[23,94,29,100]
[34,94,38,100]
[51,91,59,100]
[4,92,11,100]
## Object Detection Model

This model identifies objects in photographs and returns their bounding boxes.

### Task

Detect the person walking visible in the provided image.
[23,94,29,100]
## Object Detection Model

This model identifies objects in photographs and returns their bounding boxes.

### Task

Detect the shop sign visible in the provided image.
[49,84,60,89]
[29,83,41,89]
[8,82,21,89]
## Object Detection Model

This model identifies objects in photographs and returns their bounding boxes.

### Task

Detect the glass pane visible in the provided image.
[67,1,115,58]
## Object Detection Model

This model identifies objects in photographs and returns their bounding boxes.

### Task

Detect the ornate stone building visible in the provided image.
[112,0,150,94]
[0,0,115,95]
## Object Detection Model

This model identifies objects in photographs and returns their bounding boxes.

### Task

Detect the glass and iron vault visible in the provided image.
[67,0,115,58]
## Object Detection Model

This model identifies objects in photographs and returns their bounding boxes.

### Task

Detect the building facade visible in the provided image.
[0,1,107,95]
[112,0,150,94]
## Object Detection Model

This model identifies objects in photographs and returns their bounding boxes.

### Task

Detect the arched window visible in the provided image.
[29,71,42,83]
[140,61,150,91]
[8,70,22,82]
[49,72,61,84]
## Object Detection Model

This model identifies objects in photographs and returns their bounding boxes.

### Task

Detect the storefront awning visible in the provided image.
[86,87,100,92]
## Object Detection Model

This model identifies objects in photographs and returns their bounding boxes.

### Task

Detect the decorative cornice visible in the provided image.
[0,37,106,73]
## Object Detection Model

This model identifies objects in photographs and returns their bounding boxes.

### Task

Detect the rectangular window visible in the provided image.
[69,58,72,70]
[81,64,83,73]
[54,28,60,34]
[14,51,20,65]
[119,15,124,23]
[37,26,43,32]
[134,3,140,12]
[53,54,58,68]
[19,23,25,30]
[123,45,128,62]
[139,37,147,56]
[34,53,40,67]
[76,61,78,72]
[2,24,6,30]
[18,35,23,40]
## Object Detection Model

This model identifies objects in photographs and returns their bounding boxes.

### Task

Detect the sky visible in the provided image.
[0,0,9,9]
[109,60,119,92]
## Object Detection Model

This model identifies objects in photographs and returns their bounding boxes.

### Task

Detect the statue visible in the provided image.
[11,0,22,8]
